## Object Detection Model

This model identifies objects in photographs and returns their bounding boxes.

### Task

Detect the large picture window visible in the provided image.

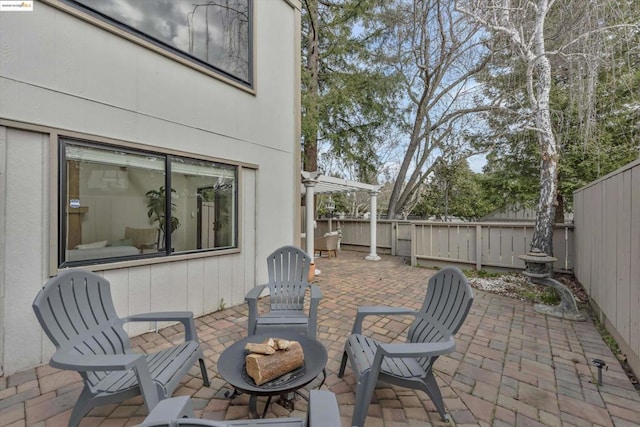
[60,0,252,86]
[60,139,238,266]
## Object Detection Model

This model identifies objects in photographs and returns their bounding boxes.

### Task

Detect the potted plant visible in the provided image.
[145,186,180,250]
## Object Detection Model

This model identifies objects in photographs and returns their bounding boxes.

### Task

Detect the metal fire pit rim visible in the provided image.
[217,331,328,396]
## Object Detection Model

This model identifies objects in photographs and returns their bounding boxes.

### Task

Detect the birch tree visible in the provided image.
[455,0,559,254]
[456,0,638,255]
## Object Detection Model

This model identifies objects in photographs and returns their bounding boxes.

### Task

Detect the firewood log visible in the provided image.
[263,337,276,347]
[245,341,304,385]
[274,338,292,350]
[244,343,275,355]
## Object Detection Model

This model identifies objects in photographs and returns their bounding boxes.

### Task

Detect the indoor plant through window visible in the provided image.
[145,186,180,250]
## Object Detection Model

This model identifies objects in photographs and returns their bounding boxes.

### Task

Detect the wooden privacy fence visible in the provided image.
[573,159,640,378]
[316,219,574,272]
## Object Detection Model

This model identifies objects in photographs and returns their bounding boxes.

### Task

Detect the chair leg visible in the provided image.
[352,371,376,427]
[68,385,96,427]
[338,352,348,377]
[422,370,449,421]
[199,358,210,387]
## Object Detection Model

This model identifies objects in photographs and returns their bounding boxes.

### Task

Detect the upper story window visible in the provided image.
[60,138,238,267]
[62,0,253,86]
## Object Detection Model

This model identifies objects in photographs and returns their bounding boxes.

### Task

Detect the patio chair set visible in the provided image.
[32,245,473,427]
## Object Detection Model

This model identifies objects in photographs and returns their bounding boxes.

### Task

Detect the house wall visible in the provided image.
[0,0,301,375]
[573,159,640,378]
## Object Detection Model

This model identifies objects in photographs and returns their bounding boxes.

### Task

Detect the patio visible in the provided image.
[1,251,639,426]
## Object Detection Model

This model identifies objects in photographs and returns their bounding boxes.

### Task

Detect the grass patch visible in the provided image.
[463,269,502,278]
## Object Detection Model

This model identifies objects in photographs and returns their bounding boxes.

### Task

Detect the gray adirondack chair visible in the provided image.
[139,390,340,427]
[338,266,473,426]
[245,246,321,339]
[32,269,210,427]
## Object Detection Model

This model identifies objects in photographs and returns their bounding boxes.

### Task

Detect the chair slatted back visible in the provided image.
[33,269,131,387]
[266,246,311,311]
[406,267,473,371]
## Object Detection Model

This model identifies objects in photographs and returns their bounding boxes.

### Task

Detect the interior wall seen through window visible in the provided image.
[170,156,237,253]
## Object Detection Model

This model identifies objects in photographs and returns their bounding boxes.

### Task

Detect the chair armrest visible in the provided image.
[245,284,269,335]
[351,306,417,334]
[126,311,193,322]
[307,284,323,339]
[308,390,340,427]
[125,311,199,342]
[140,396,194,426]
[378,337,456,358]
[309,284,322,301]
[245,284,269,301]
[50,351,143,371]
[53,350,162,410]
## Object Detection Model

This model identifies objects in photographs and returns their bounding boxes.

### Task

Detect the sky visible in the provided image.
[467,154,487,173]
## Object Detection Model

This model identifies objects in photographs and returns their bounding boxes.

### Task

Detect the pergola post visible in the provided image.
[302,177,317,261]
[365,190,380,261]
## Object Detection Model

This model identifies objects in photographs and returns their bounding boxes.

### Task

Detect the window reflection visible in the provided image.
[63,143,165,263]
[70,0,251,84]
[170,157,237,252]
[60,139,239,266]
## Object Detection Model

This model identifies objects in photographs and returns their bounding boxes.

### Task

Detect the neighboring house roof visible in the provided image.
[480,203,538,222]
[480,203,573,223]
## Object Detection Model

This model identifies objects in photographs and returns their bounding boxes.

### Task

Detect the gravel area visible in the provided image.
[468,273,535,299]
[467,272,589,303]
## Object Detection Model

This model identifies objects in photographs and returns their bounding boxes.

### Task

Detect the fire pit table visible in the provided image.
[217,332,328,418]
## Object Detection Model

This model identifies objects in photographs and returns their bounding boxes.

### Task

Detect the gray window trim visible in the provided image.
[59,137,240,268]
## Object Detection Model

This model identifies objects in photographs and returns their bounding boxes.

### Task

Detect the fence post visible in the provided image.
[391,221,397,256]
[476,224,482,271]
[564,225,569,271]
[411,223,416,267]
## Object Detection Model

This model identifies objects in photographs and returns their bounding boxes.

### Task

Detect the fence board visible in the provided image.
[320,220,573,271]
[604,177,618,319]
[377,222,392,248]
[574,159,640,379]
[592,183,605,308]
[630,166,640,357]
[616,171,631,344]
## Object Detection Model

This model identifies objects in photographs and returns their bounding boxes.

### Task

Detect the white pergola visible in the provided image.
[301,171,381,261]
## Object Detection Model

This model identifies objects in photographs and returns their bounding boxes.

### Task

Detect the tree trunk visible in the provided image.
[554,193,564,224]
[530,20,558,256]
[386,106,426,219]
[303,1,319,172]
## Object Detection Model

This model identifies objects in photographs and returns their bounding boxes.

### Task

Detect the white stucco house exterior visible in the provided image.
[0,0,302,375]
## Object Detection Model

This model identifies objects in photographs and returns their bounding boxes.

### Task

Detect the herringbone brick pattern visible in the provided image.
[1,251,638,426]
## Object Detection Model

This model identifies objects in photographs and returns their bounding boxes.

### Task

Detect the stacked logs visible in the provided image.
[245,338,304,385]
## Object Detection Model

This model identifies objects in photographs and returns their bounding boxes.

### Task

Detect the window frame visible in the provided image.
[58,137,240,268]
[42,0,255,91]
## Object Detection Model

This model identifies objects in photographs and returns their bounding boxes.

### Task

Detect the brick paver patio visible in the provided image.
[1,251,639,426]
